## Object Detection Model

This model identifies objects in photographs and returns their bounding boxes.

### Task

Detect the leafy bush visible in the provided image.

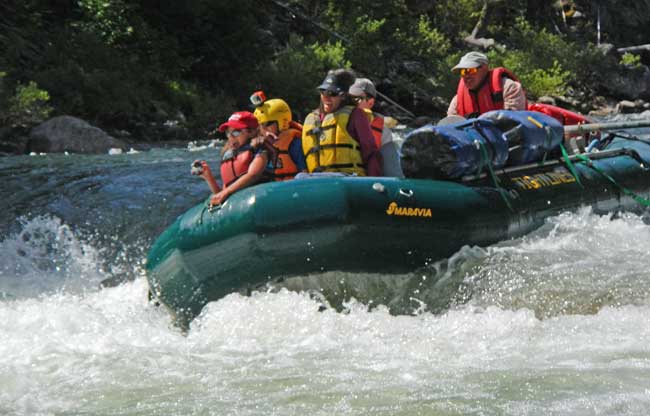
[495,52,570,99]
[163,80,235,133]
[487,18,574,99]
[258,35,352,119]
[3,80,53,127]
[620,52,642,68]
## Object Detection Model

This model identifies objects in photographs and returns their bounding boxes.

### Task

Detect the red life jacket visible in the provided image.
[528,102,598,141]
[220,144,254,187]
[267,128,302,181]
[527,102,592,126]
[370,115,384,149]
[360,109,385,149]
[456,67,521,118]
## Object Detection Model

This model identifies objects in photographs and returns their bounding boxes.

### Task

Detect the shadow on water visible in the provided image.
[261,208,650,320]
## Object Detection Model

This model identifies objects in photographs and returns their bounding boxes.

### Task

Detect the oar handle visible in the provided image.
[564,120,650,134]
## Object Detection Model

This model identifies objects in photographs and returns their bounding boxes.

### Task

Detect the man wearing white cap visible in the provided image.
[447,51,526,119]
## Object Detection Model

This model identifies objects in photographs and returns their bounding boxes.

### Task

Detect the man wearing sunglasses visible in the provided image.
[447,51,526,119]
[348,78,403,177]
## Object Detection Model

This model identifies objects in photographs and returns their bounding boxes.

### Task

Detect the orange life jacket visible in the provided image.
[267,128,302,181]
[456,67,521,118]
[220,144,254,187]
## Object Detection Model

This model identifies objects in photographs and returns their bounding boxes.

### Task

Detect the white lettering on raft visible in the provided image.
[386,202,432,217]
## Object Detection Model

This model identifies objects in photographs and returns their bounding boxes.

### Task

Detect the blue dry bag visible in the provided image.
[400,118,508,179]
[480,110,564,165]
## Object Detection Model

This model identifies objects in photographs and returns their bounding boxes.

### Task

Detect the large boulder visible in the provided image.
[602,65,650,101]
[28,116,126,154]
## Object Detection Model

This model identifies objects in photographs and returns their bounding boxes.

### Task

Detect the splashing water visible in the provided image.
[2,143,650,415]
[0,215,103,298]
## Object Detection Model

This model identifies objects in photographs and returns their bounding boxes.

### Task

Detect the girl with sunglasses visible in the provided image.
[302,69,383,177]
[192,111,269,206]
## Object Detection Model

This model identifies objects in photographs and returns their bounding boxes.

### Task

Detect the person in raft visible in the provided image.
[447,51,527,119]
[250,91,307,181]
[348,77,403,177]
[192,111,269,206]
[302,69,383,176]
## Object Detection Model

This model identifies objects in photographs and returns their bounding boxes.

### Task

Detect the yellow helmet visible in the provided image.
[254,98,292,131]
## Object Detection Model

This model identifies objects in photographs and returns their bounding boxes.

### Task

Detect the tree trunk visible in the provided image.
[463,0,504,50]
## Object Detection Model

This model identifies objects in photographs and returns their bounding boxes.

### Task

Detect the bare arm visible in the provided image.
[193,160,221,193]
[447,95,459,116]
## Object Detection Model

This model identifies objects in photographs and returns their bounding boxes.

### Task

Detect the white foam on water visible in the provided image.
[2,282,650,415]
[1,209,650,415]
[0,215,105,298]
[463,207,650,317]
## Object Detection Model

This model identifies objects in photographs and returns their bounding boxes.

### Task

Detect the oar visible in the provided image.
[564,119,650,135]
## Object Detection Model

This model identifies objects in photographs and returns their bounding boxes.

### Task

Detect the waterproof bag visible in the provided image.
[400,118,508,179]
[480,110,564,165]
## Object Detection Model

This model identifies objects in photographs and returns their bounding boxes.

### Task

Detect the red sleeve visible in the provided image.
[347,107,383,176]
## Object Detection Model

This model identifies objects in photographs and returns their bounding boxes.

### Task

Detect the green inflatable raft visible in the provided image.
[146,115,650,327]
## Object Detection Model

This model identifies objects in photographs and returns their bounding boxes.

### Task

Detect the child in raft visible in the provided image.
[192,111,269,206]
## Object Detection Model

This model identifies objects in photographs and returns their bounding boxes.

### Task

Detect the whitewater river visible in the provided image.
[2,120,650,415]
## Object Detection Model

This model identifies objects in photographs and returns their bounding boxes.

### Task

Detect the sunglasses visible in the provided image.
[353,95,373,103]
[261,121,277,128]
[226,129,243,138]
[320,90,343,97]
[459,67,479,77]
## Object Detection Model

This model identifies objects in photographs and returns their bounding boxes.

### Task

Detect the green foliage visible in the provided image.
[620,52,642,68]
[4,81,53,127]
[395,15,451,61]
[1,0,646,140]
[258,35,351,118]
[518,60,570,99]
[431,0,485,37]
[346,17,388,76]
[488,18,574,99]
[162,80,235,132]
[311,41,351,70]
[75,0,135,45]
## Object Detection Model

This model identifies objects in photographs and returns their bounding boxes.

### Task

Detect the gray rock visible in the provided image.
[597,43,616,56]
[28,116,126,154]
[536,96,556,105]
[554,96,581,110]
[603,65,650,100]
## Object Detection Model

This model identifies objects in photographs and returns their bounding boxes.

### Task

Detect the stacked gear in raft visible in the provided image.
[400,111,564,180]
[400,118,508,179]
[480,110,564,165]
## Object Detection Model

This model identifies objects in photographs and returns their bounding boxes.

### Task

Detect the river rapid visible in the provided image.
[2,119,650,415]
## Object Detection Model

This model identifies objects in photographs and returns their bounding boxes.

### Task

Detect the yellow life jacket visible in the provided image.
[302,106,365,175]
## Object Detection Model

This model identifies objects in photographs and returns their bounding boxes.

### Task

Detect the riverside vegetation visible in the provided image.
[1,0,650,154]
